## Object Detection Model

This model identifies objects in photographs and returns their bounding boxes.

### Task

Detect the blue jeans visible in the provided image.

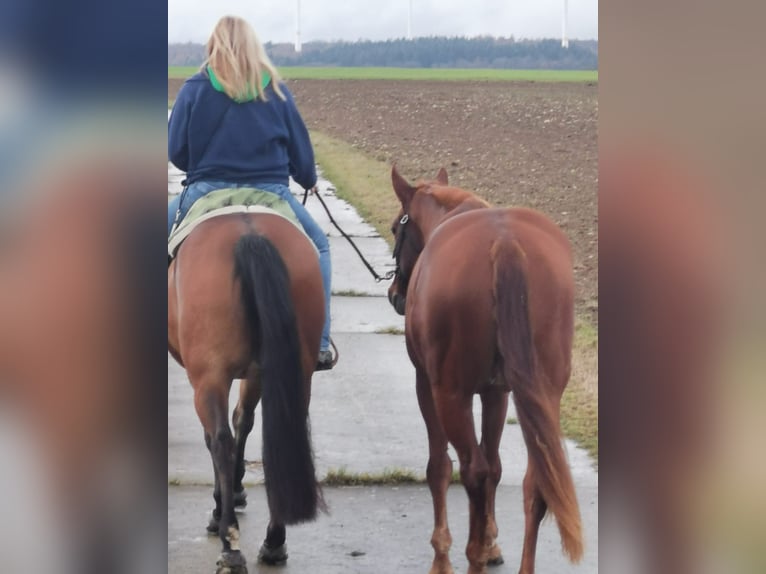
[168,180,332,351]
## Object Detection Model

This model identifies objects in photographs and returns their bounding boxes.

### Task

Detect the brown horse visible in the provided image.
[388,166,583,574]
[168,211,325,573]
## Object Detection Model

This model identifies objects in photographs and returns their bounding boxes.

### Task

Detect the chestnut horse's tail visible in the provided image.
[233,233,321,525]
[492,238,583,563]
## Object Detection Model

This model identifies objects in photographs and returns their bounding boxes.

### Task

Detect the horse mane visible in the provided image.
[422,184,491,213]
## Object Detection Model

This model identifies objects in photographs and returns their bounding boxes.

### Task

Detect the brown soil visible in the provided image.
[169,78,597,321]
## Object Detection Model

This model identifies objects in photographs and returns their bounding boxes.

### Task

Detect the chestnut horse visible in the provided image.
[388,167,582,574]
[168,211,325,574]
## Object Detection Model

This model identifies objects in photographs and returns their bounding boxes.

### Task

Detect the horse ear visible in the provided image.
[391,165,415,207]
[436,167,449,185]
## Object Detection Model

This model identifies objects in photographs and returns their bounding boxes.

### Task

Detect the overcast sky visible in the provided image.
[168,0,598,44]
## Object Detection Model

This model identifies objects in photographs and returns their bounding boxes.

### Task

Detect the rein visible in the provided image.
[303,188,397,283]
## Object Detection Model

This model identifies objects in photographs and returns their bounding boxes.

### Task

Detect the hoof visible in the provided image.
[487,543,504,566]
[216,550,247,574]
[234,489,247,508]
[487,554,505,566]
[258,542,288,565]
[207,512,220,535]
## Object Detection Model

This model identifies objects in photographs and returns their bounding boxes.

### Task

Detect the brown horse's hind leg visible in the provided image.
[257,521,288,565]
[479,387,509,567]
[192,376,247,574]
[205,431,223,534]
[232,376,262,508]
[518,461,547,574]
[435,391,491,574]
[415,369,455,574]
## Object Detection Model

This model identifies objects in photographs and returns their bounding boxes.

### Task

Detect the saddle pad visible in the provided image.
[168,187,315,258]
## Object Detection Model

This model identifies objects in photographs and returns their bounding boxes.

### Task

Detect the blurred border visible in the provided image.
[0,1,167,573]
[600,1,766,572]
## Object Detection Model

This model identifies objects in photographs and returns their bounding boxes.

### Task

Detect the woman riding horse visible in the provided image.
[168,15,334,370]
[168,16,330,573]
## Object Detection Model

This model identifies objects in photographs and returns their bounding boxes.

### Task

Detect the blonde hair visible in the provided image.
[202,15,285,101]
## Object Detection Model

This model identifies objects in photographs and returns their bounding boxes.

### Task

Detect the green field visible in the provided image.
[169,66,597,83]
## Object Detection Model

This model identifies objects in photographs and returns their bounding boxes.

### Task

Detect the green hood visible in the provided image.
[206,65,271,103]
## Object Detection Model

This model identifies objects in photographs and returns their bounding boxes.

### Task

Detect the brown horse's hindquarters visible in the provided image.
[170,214,323,376]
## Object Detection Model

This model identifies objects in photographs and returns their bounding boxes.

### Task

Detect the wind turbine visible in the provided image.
[561,0,569,48]
[295,0,302,53]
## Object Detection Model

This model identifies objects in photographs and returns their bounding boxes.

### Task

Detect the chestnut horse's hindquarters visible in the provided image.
[233,234,323,525]
[491,237,583,562]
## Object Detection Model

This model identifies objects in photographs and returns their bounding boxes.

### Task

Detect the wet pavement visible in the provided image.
[168,170,598,573]
[169,484,597,574]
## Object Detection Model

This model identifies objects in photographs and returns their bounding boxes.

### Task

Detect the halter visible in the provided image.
[392,213,410,281]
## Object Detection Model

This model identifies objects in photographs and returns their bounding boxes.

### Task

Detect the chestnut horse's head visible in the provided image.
[387,165,450,315]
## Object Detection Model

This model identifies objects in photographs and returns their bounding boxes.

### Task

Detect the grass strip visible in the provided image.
[323,467,421,486]
[560,319,598,462]
[311,131,400,249]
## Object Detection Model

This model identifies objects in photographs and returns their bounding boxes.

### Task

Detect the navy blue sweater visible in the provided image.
[168,72,317,189]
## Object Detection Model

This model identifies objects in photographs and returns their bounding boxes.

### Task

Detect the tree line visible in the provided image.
[169,37,597,70]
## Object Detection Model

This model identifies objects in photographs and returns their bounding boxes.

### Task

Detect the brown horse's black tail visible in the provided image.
[233,233,322,525]
[492,237,583,562]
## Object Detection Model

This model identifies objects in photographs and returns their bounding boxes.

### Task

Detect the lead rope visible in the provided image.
[303,189,396,367]
[303,187,396,283]
[304,186,395,371]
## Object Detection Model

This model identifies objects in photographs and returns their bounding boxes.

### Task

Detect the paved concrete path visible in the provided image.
[168,168,598,573]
